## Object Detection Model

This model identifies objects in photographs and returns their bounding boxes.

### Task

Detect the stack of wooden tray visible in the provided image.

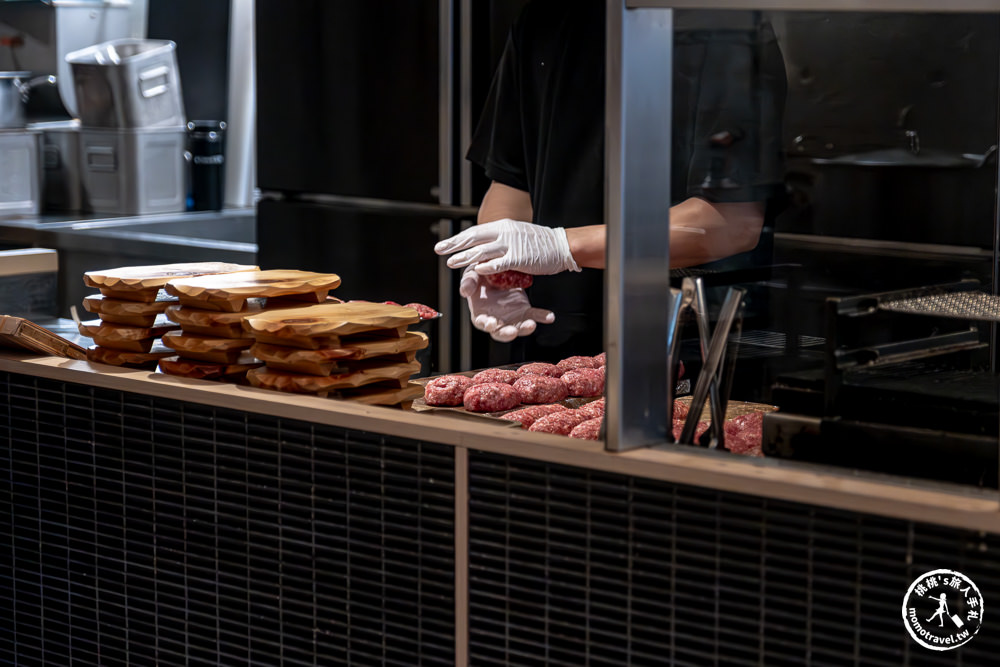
[80,261,257,368]
[157,269,342,382]
[242,301,428,407]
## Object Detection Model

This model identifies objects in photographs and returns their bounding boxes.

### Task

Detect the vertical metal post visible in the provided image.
[438,0,456,373]
[605,1,674,451]
[458,0,475,372]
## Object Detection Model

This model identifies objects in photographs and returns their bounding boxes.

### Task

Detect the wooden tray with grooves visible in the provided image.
[83,293,177,327]
[242,302,420,341]
[86,342,175,368]
[84,262,259,303]
[165,270,342,312]
[158,353,263,381]
[247,359,422,396]
[160,331,255,364]
[0,315,87,360]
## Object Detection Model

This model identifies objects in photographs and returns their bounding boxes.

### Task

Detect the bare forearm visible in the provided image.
[670,198,765,268]
[478,181,533,223]
[564,198,765,270]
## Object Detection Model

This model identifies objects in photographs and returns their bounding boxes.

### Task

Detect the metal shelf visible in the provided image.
[880,290,1000,322]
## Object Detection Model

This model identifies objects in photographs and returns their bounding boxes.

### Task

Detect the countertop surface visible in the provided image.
[0,207,255,232]
[2,350,999,533]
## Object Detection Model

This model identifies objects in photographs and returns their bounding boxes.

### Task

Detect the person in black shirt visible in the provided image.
[435,1,787,361]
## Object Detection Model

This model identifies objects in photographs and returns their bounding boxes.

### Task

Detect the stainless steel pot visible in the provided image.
[0,72,57,129]
[785,134,999,249]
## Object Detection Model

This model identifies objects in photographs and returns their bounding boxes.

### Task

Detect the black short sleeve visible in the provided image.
[466,32,530,193]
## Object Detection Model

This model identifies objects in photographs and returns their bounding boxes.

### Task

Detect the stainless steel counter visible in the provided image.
[0,207,257,317]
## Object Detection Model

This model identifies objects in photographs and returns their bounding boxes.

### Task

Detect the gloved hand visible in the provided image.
[460,267,555,342]
[435,219,581,276]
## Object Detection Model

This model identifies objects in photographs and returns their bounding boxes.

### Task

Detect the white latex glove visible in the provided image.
[460,267,555,342]
[435,219,581,276]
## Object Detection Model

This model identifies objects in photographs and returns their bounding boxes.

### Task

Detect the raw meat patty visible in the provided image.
[423,374,475,407]
[516,362,562,378]
[483,270,534,289]
[577,398,605,419]
[672,418,710,442]
[513,374,569,404]
[471,368,518,385]
[499,404,569,429]
[463,382,520,413]
[528,410,591,435]
[724,412,765,457]
[404,302,440,319]
[569,417,603,440]
[561,368,605,397]
[593,352,606,367]
[556,355,600,373]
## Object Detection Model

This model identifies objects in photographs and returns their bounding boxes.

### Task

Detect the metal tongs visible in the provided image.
[665,276,746,448]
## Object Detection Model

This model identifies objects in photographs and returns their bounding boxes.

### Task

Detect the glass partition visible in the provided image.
[608,1,1000,491]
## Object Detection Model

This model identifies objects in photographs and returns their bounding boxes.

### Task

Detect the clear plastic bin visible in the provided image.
[66,39,186,128]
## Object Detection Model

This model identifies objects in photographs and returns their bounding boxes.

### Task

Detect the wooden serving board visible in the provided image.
[243,302,420,340]
[86,343,175,368]
[90,335,158,353]
[251,331,427,365]
[250,343,350,377]
[247,359,421,395]
[336,331,429,359]
[77,317,179,342]
[84,262,259,302]
[0,315,87,360]
[158,353,263,381]
[164,300,301,339]
[338,382,426,407]
[160,331,255,364]
[83,293,176,327]
[165,270,342,312]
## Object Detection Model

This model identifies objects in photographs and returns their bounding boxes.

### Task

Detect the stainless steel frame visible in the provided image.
[604,4,674,451]
[438,0,456,374]
[628,0,1000,10]
[606,0,1000,453]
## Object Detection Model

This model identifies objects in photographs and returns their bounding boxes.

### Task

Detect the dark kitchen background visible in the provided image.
[249,5,998,379]
[0,3,994,371]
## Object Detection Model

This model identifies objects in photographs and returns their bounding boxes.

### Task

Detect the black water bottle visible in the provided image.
[187,120,226,210]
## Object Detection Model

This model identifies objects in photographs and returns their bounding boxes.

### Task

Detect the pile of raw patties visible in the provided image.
[423,354,607,440]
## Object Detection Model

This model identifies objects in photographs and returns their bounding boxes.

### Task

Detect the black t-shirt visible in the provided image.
[467,0,787,362]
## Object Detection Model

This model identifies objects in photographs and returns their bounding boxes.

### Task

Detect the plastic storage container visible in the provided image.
[78,125,186,214]
[66,39,186,128]
[0,128,42,215]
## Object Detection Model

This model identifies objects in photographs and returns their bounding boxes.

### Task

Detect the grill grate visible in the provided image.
[0,371,455,666]
[880,290,1000,321]
[468,452,1000,666]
